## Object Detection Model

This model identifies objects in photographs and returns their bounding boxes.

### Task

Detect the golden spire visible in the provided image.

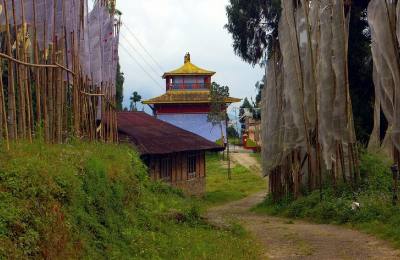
[162,52,216,78]
[184,52,191,63]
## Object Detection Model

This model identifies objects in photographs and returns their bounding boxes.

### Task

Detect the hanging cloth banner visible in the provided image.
[368,0,400,151]
[88,2,103,86]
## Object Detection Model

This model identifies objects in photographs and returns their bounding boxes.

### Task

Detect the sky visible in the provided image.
[112,0,265,111]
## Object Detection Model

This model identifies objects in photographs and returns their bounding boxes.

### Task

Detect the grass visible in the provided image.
[202,153,267,207]
[253,150,400,248]
[0,141,261,259]
[229,138,242,146]
[251,152,262,165]
[245,138,258,148]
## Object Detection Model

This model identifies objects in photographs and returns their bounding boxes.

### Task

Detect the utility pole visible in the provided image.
[226,108,232,180]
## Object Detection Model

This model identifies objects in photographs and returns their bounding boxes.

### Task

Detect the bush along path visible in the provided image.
[206,152,400,259]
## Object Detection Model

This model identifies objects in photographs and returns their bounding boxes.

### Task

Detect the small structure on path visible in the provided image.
[143,53,241,142]
[240,108,262,151]
[117,112,224,196]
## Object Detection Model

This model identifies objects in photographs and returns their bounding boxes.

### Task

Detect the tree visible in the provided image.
[208,82,232,179]
[255,75,265,106]
[226,0,375,144]
[116,62,125,111]
[129,91,142,111]
[348,0,374,144]
[239,97,253,130]
[227,125,239,139]
[225,0,281,65]
[208,82,230,136]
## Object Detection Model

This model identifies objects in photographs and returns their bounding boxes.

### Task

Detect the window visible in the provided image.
[187,153,197,180]
[160,158,172,182]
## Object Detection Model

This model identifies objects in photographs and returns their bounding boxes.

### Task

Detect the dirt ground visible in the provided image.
[206,153,400,260]
[231,152,262,174]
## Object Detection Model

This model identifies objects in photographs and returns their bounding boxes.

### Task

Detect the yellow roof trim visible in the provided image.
[142,90,241,105]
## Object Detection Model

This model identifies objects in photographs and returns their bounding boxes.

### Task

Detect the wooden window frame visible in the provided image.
[160,157,172,182]
[187,153,197,180]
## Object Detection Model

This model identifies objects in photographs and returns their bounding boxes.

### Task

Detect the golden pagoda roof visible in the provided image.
[162,53,216,78]
[142,90,241,105]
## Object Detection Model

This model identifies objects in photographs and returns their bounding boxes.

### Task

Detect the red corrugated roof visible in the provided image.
[117,112,224,155]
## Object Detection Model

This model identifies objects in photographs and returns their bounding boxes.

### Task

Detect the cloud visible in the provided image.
[116,0,264,109]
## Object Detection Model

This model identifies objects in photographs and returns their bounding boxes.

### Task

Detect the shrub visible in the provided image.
[0,141,261,259]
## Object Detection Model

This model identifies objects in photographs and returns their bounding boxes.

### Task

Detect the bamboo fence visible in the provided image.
[0,0,119,149]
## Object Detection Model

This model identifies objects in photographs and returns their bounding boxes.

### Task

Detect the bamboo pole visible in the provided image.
[338,143,347,183]
[20,0,33,142]
[32,0,42,123]
[0,65,9,150]
[12,0,27,139]
[48,46,54,142]
[0,0,119,145]
[3,0,17,140]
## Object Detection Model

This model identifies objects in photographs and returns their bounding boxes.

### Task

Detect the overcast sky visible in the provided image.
[112,0,264,110]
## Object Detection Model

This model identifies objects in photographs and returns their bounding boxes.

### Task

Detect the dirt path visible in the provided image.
[231,152,262,175]
[206,153,400,260]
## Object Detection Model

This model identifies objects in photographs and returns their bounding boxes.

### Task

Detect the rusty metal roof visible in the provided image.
[117,112,224,155]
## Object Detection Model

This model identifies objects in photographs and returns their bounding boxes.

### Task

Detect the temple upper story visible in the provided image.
[142,53,241,142]
[143,53,241,106]
[163,53,215,91]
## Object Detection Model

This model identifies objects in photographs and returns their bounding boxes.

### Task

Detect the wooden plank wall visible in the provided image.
[148,151,206,183]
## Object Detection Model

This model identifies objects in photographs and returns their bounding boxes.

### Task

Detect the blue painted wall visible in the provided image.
[157,113,226,142]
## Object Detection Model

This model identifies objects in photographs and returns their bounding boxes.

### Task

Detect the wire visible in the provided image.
[122,23,165,72]
[119,43,164,91]
[120,32,163,79]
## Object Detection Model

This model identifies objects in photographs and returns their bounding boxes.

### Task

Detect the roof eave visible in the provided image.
[162,72,216,78]
[139,146,225,156]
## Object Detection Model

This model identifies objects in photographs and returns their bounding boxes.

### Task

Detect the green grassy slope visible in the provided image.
[0,142,260,259]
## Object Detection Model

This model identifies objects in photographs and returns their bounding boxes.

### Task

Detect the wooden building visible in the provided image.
[143,53,241,142]
[117,112,224,196]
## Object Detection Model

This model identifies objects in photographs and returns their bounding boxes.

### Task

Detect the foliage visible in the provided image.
[215,138,224,147]
[227,125,239,139]
[254,75,265,108]
[245,138,258,148]
[254,151,400,247]
[230,137,242,146]
[129,91,142,111]
[203,153,266,207]
[348,0,374,144]
[239,97,253,127]
[0,142,260,259]
[116,62,125,111]
[208,82,230,125]
[225,0,281,65]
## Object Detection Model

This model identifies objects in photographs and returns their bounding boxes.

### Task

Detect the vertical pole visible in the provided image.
[0,65,9,150]
[391,162,398,206]
[4,0,17,140]
[33,0,42,124]
[20,0,33,142]
[226,114,231,180]
[12,0,26,139]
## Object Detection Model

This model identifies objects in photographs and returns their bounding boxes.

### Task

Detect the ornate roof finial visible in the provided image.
[184,52,191,64]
